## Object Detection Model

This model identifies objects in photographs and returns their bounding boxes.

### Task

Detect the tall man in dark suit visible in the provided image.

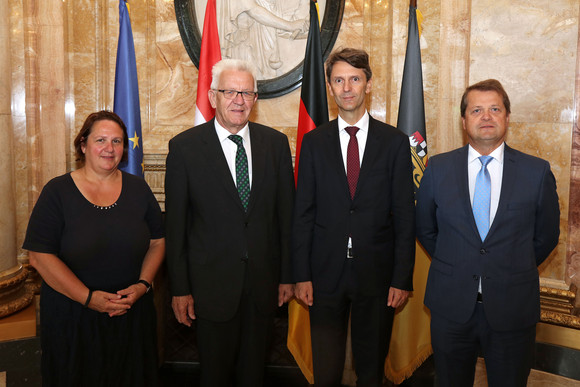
[416,79,560,387]
[293,48,416,387]
[165,59,295,387]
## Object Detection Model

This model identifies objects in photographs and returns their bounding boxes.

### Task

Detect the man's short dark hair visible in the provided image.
[460,79,511,117]
[325,48,372,82]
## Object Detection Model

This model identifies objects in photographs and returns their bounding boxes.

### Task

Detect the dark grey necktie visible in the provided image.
[228,135,250,211]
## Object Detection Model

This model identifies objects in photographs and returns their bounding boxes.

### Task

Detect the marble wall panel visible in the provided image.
[127,0,159,154]
[155,18,197,128]
[469,0,578,282]
[432,0,470,155]
[154,0,197,149]
[469,0,578,125]
[414,0,441,154]
[5,0,580,300]
[507,121,572,280]
[18,0,68,261]
[0,0,17,274]
[10,0,29,260]
[368,0,394,124]
[13,116,28,260]
[567,19,580,297]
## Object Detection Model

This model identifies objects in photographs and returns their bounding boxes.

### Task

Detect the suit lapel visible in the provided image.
[486,145,517,240]
[355,117,381,200]
[247,123,265,215]
[326,121,351,200]
[199,120,246,211]
[455,145,482,239]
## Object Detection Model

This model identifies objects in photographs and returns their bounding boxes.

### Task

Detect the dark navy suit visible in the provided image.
[293,116,416,386]
[416,144,560,386]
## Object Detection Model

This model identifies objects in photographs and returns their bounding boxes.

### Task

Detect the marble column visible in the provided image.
[0,0,33,318]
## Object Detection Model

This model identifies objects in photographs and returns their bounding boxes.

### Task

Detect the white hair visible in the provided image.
[210,59,258,92]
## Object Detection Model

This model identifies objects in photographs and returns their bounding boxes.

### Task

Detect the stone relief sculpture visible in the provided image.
[196,0,326,80]
[219,0,308,79]
[178,0,341,98]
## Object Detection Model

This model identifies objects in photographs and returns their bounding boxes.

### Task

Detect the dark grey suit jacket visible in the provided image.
[292,116,416,296]
[416,144,560,331]
[165,119,294,321]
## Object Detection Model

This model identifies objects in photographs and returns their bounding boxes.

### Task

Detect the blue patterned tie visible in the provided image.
[473,155,493,241]
[228,135,250,212]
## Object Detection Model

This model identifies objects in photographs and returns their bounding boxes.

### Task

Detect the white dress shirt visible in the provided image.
[468,143,504,293]
[215,121,253,188]
[338,112,369,172]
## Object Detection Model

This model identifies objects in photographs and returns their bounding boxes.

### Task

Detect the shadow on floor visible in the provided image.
[158,356,437,386]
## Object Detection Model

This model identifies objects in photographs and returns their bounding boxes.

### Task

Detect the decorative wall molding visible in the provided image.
[540,284,580,329]
[144,153,167,212]
[0,265,34,319]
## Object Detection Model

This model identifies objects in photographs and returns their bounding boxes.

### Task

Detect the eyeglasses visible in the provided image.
[216,89,257,101]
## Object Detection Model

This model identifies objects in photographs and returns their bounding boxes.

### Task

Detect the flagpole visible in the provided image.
[411,0,417,7]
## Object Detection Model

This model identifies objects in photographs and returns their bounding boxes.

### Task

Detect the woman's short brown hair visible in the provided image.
[73,110,129,164]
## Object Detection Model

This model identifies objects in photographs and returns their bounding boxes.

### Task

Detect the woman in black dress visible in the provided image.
[23,111,165,386]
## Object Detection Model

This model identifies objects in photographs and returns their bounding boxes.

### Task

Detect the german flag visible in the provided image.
[293,0,329,183]
[287,1,328,383]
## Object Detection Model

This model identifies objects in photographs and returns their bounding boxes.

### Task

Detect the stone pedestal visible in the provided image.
[0,266,33,318]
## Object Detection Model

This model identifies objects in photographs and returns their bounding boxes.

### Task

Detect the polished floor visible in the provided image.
[158,355,580,387]
[157,356,437,386]
[158,365,311,387]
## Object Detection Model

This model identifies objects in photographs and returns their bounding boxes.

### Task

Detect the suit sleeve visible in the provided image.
[292,135,316,283]
[389,136,416,291]
[164,139,192,296]
[534,162,560,265]
[276,135,296,284]
[415,159,438,258]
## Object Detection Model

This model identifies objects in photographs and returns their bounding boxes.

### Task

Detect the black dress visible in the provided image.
[23,172,164,387]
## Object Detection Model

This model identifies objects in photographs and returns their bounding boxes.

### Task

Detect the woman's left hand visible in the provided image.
[108,284,147,317]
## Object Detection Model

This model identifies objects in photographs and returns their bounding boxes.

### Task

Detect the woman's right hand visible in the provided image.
[87,290,131,317]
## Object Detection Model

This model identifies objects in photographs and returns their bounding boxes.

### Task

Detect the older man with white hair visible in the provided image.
[165,58,295,387]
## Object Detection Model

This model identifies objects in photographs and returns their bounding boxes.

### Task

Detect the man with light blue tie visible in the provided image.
[416,79,560,387]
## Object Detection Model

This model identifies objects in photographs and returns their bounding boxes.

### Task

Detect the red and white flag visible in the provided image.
[195,0,221,125]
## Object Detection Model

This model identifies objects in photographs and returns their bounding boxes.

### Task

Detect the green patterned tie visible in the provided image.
[228,135,250,211]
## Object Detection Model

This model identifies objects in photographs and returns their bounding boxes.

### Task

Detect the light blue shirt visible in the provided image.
[468,142,504,293]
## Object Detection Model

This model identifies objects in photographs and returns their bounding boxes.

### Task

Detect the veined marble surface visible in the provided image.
[5,0,580,290]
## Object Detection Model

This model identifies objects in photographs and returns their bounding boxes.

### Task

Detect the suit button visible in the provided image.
[350,209,355,214]
[480,249,487,254]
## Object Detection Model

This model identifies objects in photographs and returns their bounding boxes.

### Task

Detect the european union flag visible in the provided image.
[114,0,143,177]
